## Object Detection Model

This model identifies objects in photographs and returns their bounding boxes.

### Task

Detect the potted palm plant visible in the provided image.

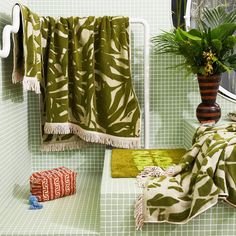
[152,6,236,124]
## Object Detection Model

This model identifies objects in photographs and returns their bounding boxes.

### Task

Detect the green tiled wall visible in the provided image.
[0,0,31,212]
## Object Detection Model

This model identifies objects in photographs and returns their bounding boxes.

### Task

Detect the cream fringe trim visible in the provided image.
[134,194,144,230]
[12,75,41,94]
[136,166,175,188]
[12,74,41,94]
[44,122,140,149]
[22,76,41,94]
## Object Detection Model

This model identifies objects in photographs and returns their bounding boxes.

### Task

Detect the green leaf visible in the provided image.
[149,208,157,216]
[174,28,184,42]
[213,56,232,73]
[190,198,214,217]
[147,195,179,207]
[211,39,222,54]
[187,29,202,38]
[168,186,184,192]
[179,29,202,41]
[211,23,236,41]
[198,179,214,196]
[169,208,191,222]
[225,54,236,70]
[224,35,236,48]
[148,183,161,188]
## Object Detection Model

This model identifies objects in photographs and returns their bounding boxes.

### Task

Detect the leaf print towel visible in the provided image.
[135,124,236,229]
[12,4,141,151]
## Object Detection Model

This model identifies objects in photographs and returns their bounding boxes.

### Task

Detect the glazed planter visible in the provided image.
[196,74,221,124]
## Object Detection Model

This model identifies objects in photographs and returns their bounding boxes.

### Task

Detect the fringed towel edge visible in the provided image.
[136,166,176,188]
[135,194,144,230]
[12,75,41,94]
[44,122,140,149]
[22,76,41,94]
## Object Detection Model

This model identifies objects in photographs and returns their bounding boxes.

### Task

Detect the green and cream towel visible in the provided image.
[135,124,236,229]
[12,4,141,151]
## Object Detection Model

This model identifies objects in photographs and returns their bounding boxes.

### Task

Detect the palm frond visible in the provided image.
[224,54,236,70]
[152,31,180,54]
[201,5,236,28]
[152,5,236,76]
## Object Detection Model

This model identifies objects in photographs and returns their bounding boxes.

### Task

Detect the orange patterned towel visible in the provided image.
[30,167,77,202]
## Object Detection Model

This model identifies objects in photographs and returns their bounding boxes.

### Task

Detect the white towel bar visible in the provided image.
[130,18,150,148]
[0,5,20,58]
[0,5,150,148]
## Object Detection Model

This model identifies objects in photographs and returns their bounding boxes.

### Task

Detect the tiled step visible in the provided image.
[100,149,141,236]
[0,173,101,236]
[101,149,236,236]
[183,118,231,149]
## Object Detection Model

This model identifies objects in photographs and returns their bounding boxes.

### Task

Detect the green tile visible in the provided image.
[0,173,101,236]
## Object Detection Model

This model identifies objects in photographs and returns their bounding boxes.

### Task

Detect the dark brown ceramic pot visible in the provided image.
[196,74,221,124]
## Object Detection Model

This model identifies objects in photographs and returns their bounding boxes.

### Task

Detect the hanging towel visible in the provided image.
[12,4,141,151]
[135,124,236,229]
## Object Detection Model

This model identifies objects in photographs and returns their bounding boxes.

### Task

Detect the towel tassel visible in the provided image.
[22,76,41,94]
[134,194,144,230]
[44,122,140,149]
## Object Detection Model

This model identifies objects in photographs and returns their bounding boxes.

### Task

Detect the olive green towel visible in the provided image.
[12,4,141,151]
[111,149,186,178]
[135,124,236,229]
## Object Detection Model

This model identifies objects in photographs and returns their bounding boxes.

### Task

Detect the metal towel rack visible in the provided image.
[130,18,150,148]
[0,4,150,148]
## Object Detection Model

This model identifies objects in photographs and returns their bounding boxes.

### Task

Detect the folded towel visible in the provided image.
[13,4,141,151]
[135,124,236,229]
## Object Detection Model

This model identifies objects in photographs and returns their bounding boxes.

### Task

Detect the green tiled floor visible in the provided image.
[0,173,101,236]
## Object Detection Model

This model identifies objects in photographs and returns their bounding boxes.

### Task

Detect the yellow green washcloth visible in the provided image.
[111,149,186,178]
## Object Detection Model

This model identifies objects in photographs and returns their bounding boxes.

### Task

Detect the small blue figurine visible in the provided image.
[29,194,43,210]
